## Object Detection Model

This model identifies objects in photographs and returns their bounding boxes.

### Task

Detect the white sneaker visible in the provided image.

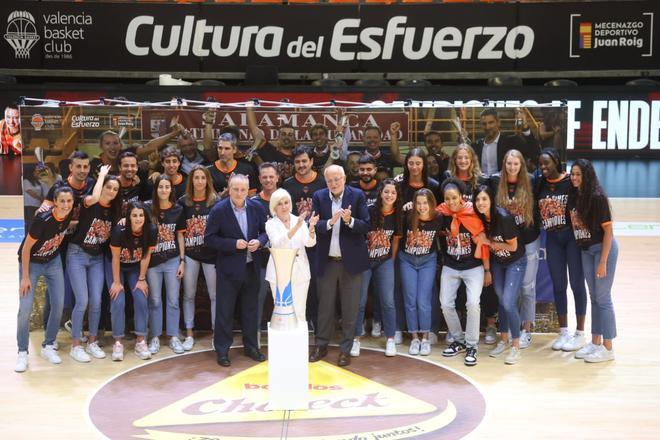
[52,340,59,351]
[135,340,152,360]
[445,332,455,345]
[394,331,403,345]
[584,345,615,363]
[15,351,28,373]
[182,336,194,351]
[489,340,508,358]
[505,347,521,365]
[575,342,599,359]
[519,330,532,349]
[148,336,160,354]
[371,320,382,338]
[562,333,586,352]
[350,339,361,357]
[419,340,431,356]
[64,320,89,343]
[409,339,421,355]
[86,342,106,359]
[428,332,438,345]
[70,346,91,363]
[385,339,396,357]
[484,327,497,345]
[169,337,185,354]
[112,341,124,361]
[40,345,62,365]
[551,333,572,351]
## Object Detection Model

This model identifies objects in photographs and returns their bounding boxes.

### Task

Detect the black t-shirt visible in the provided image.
[119,179,150,216]
[567,196,612,249]
[283,172,327,216]
[144,201,186,267]
[311,148,344,172]
[110,223,157,267]
[18,208,72,263]
[536,174,571,232]
[250,192,272,219]
[258,142,295,181]
[207,160,257,195]
[401,214,441,256]
[494,176,541,245]
[145,173,188,202]
[69,200,115,256]
[349,180,380,207]
[367,206,402,261]
[178,195,218,264]
[487,207,525,265]
[46,176,94,221]
[439,214,482,271]
[356,148,398,177]
[398,177,441,210]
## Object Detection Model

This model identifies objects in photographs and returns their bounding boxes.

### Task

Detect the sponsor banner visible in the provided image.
[0,1,658,75]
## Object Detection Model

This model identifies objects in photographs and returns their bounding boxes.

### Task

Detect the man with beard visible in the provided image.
[179,131,212,175]
[247,106,295,181]
[359,125,400,178]
[117,151,150,215]
[207,133,258,196]
[474,108,540,175]
[42,151,94,219]
[282,146,327,217]
[310,123,343,172]
[349,155,379,207]
[1,104,21,156]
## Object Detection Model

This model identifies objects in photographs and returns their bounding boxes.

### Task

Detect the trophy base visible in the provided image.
[266,321,309,411]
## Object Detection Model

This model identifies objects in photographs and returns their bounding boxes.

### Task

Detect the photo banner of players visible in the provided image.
[0,1,658,76]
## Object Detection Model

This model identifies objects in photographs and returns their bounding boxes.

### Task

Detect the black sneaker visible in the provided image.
[442,341,466,357]
[464,346,478,366]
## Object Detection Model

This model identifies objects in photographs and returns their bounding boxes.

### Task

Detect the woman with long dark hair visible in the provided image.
[494,149,540,348]
[179,165,219,351]
[67,166,122,362]
[352,179,403,358]
[536,148,587,352]
[108,201,157,361]
[568,159,618,363]
[397,148,440,211]
[474,185,527,364]
[146,174,186,355]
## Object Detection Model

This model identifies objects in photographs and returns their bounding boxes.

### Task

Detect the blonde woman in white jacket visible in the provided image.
[265,188,319,322]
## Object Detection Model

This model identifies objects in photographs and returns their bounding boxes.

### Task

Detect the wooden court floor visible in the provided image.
[1,197,659,439]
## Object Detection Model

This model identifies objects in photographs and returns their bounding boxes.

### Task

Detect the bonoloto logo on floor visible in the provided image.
[88,347,485,439]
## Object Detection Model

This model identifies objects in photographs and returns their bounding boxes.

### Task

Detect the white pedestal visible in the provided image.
[267,321,309,411]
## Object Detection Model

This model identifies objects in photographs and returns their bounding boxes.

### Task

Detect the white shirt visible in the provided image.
[327,190,354,257]
[481,133,500,176]
[265,213,316,283]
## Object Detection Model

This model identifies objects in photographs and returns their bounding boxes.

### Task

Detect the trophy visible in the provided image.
[269,248,298,331]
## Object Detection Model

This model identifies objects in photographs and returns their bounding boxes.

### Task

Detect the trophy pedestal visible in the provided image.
[267,321,309,411]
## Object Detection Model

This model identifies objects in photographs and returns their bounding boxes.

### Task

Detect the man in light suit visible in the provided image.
[310,165,370,367]
[204,174,269,367]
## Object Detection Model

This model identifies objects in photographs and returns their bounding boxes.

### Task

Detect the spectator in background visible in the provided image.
[474,108,540,175]
[179,131,212,175]
[361,125,400,177]
[345,151,361,183]
[247,107,295,181]
[23,164,50,229]
[1,104,22,156]
[310,123,343,172]
[207,133,258,195]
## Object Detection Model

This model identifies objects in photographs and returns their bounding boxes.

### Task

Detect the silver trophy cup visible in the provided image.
[269,248,299,331]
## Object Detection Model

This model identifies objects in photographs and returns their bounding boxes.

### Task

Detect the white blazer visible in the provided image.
[265,213,316,284]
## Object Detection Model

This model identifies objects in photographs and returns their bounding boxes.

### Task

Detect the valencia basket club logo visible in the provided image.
[89,347,485,439]
[4,10,40,59]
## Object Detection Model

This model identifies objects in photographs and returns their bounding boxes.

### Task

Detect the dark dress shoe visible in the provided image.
[244,348,266,362]
[337,352,351,367]
[217,355,231,367]
[309,345,328,362]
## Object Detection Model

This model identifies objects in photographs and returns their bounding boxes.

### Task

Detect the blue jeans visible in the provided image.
[399,252,437,333]
[394,258,406,332]
[105,260,148,338]
[581,240,618,340]
[492,257,527,339]
[355,258,397,338]
[182,256,216,330]
[519,237,540,325]
[66,244,105,339]
[147,257,182,337]
[17,258,64,352]
[545,228,587,316]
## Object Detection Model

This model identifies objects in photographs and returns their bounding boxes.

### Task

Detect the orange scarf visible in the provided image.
[436,202,489,262]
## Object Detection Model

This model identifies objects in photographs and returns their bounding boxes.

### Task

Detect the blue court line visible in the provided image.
[0,219,24,243]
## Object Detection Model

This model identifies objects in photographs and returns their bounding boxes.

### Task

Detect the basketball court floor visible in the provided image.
[1,196,659,439]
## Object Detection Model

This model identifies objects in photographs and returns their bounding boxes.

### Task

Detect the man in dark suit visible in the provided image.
[473,108,541,175]
[310,165,370,367]
[204,174,269,367]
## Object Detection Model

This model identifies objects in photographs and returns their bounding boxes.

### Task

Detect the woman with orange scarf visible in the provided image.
[437,178,490,367]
